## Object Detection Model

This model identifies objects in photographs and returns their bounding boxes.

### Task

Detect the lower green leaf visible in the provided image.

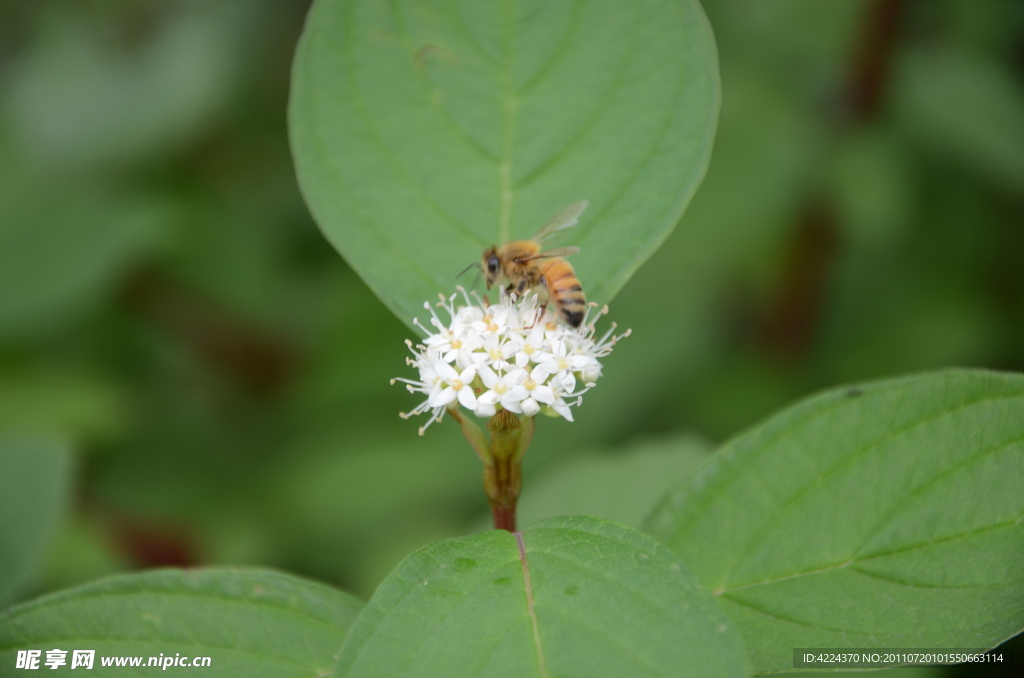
[335,515,748,678]
[645,369,1024,673]
[0,568,362,677]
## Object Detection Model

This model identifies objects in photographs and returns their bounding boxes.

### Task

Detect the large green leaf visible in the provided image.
[645,370,1024,673]
[290,0,719,325]
[335,515,748,678]
[0,568,362,677]
[0,436,71,606]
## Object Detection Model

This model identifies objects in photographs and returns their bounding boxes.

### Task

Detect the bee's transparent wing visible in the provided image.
[532,200,589,243]
[524,246,580,261]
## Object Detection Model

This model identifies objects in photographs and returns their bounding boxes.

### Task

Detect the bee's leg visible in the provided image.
[517,278,529,295]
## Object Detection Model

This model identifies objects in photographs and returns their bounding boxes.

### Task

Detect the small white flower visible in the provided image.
[429,363,478,411]
[391,349,448,435]
[474,333,519,371]
[539,339,591,393]
[393,288,627,434]
[477,365,529,414]
[474,400,497,418]
[513,324,551,367]
[421,299,480,361]
[520,397,541,417]
[518,364,556,416]
[580,359,602,385]
[547,395,578,422]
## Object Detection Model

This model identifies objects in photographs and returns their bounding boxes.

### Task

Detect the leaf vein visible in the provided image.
[516,1,585,96]
[514,1,637,192]
[497,0,517,244]
[395,1,500,165]
[308,21,442,298]
[718,390,1024,589]
[853,430,1024,558]
[450,0,502,67]
[715,514,1024,596]
[516,532,549,678]
[334,6,481,243]
[847,564,1008,591]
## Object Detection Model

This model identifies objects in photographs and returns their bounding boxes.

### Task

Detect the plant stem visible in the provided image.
[484,410,530,532]
[484,448,520,531]
[451,408,536,532]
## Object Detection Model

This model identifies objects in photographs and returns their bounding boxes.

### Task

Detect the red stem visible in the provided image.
[491,504,516,532]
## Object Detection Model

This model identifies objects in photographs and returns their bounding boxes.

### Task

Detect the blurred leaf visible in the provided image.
[38,518,127,595]
[819,181,1001,383]
[895,48,1024,196]
[514,434,711,530]
[335,516,748,678]
[818,264,1000,382]
[0,183,166,335]
[6,5,243,169]
[272,428,479,542]
[290,0,719,325]
[158,190,318,324]
[214,420,484,595]
[0,436,71,606]
[707,0,868,81]
[344,512,467,602]
[676,353,808,441]
[830,125,915,250]
[941,0,1024,57]
[671,68,820,273]
[0,373,122,442]
[646,370,1024,673]
[0,568,362,677]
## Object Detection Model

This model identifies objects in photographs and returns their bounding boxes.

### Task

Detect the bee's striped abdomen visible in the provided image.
[543,260,586,328]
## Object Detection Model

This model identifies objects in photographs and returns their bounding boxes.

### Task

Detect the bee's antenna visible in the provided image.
[456,261,478,279]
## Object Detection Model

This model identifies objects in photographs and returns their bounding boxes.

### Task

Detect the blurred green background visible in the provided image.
[1,0,1022,670]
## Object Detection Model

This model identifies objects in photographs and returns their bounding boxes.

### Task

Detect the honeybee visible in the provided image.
[481,200,588,328]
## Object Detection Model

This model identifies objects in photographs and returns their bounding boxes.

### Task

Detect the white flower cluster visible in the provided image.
[393,288,628,435]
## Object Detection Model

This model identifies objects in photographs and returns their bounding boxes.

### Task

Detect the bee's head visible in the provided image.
[481,247,502,288]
